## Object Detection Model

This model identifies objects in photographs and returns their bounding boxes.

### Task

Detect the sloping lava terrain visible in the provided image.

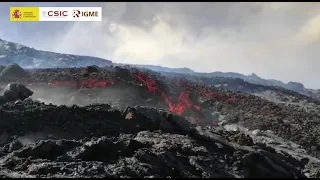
[0,65,319,177]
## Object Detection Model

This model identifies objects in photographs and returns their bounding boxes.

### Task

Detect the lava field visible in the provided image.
[0,64,320,178]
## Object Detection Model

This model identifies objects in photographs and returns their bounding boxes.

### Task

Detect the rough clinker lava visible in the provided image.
[42,71,243,126]
[0,65,316,178]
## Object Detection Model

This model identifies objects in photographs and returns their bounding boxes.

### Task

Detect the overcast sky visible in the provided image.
[1,2,320,88]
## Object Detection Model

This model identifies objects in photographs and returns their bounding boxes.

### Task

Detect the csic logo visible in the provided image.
[72,10,98,18]
[42,10,68,17]
[12,9,22,19]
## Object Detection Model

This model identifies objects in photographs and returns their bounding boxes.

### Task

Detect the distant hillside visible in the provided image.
[0,38,318,100]
[132,64,195,74]
[0,39,112,68]
[195,72,305,92]
[120,64,309,93]
[134,66,320,100]
[194,72,319,99]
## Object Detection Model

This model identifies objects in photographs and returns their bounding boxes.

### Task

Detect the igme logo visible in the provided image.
[72,10,99,18]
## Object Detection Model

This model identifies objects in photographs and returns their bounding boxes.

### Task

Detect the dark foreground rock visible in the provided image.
[0,100,309,178]
[0,83,33,105]
[0,65,318,178]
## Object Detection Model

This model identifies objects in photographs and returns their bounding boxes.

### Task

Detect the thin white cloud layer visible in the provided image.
[1,2,320,88]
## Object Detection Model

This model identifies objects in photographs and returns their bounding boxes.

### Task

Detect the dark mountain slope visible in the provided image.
[0,38,318,100]
[0,39,112,68]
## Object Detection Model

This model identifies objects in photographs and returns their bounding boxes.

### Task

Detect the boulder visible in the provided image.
[3,83,33,101]
[0,64,29,78]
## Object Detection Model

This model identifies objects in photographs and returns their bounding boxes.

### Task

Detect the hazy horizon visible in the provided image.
[1,2,319,89]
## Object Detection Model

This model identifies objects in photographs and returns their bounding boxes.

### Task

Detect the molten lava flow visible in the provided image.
[133,72,247,126]
[178,91,192,108]
[134,73,201,116]
[162,91,193,115]
[21,70,277,125]
[134,73,158,93]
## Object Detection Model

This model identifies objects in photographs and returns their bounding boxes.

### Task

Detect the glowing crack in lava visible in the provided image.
[134,72,243,116]
[134,73,201,115]
[44,71,242,125]
[46,73,198,116]
[29,70,281,126]
[134,73,158,93]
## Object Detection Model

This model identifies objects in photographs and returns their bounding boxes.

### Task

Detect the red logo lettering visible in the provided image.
[46,11,68,17]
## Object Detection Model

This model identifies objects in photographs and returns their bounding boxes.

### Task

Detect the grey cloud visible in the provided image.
[1,2,320,88]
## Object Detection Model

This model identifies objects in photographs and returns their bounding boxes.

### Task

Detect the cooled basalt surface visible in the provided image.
[0,65,319,177]
[0,100,310,178]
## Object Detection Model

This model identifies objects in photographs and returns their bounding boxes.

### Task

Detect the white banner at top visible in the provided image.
[39,7,102,22]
